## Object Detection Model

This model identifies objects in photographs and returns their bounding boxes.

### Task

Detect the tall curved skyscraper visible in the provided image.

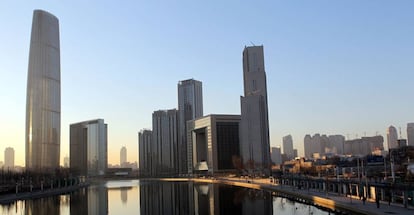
[26,10,60,170]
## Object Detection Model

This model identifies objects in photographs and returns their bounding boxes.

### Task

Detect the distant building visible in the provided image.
[293,149,298,158]
[63,155,69,168]
[283,135,294,160]
[26,10,61,170]
[387,126,399,149]
[239,46,271,174]
[344,136,384,156]
[407,123,414,146]
[4,147,14,169]
[152,109,178,176]
[328,135,345,154]
[178,79,203,174]
[138,129,152,176]
[120,146,127,167]
[271,147,282,165]
[305,134,345,158]
[70,119,108,176]
[397,139,407,148]
[187,114,241,174]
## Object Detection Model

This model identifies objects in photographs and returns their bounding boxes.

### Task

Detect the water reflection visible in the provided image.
[0,180,335,215]
[140,181,273,215]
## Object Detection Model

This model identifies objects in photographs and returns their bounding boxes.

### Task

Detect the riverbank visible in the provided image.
[142,177,414,215]
[0,183,89,204]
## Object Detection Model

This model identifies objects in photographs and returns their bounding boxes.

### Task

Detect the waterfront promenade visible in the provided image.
[155,177,414,215]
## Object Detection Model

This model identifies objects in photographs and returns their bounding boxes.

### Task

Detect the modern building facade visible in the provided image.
[387,126,399,149]
[70,119,107,176]
[120,146,127,167]
[152,109,178,176]
[407,123,414,146]
[178,79,203,174]
[187,115,241,174]
[239,46,271,174]
[271,147,282,165]
[138,129,153,176]
[304,134,344,158]
[26,10,61,170]
[283,135,294,160]
[4,147,15,169]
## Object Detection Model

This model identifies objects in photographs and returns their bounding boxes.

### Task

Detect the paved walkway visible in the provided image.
[218,177,414,215]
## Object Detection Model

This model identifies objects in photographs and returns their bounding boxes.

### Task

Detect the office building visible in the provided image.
[152,109,178,176]
[26,10,61,170]
[239,46,271,173]
[283,135,294,160]
[387,126,399,149]
[408,123,414,146]
[187,114,241,174]
[138,129,153,176]
[70,119,107,176]
[271,147,282,165]
[120,146,127,167]
[178,79,203,174]
[4,147,14,169]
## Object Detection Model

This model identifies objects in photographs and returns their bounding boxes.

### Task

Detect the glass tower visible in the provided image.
[26,10,61,170]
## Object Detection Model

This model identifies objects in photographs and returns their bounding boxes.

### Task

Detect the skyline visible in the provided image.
[1,1,414,166]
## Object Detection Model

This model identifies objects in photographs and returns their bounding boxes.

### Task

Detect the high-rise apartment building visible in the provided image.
[153,109,178,176]
[70,119,107,176]
[328,135,345,155]
[26,10,61,170]
[239,46,271,173]
[120,146,127,167]
[283,135,294,160]
[407,123,414,146]
[344,136,384,156]
[4,147,15,169]
[178,79,203,174]
[387,126,399,149]
[138,129,153,176]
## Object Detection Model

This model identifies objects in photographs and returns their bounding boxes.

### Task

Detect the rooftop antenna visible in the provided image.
[250,41,256,46]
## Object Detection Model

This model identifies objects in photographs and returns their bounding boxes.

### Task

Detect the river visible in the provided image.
[0,180,338,214]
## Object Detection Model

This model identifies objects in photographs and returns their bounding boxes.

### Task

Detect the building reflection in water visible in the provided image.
[139,181,273,215]
[120,187,128,204]
[24,196,60,215]
[70,185,108,215]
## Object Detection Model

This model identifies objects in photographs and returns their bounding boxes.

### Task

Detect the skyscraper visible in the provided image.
[26,10,61,170]
[70,119,107,176]
[138,129,153,176]
[387,126,399,149]
[239,45,271,173]
[153,109,178,176]
[407,123,414,146]
[271,147,282,165]
[120,146,127,167]
[283,135,294,160]
[177,79,203,174]
[4,147,15,169]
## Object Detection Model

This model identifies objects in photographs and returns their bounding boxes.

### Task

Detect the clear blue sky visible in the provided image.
[1,0,413,166]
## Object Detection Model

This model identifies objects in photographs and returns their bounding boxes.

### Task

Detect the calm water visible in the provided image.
[0,180,336,215]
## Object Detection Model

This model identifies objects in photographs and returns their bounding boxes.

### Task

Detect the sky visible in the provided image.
[1,1,413,166]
